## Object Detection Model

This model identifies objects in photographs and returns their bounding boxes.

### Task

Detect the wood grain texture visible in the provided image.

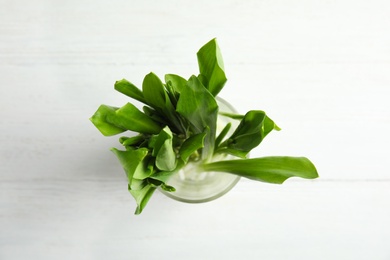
[1,0,390,259]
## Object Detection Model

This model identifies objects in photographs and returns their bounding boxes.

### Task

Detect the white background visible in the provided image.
[1,0,390,259]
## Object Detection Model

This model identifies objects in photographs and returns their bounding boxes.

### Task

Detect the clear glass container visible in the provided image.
[159,97,241,203]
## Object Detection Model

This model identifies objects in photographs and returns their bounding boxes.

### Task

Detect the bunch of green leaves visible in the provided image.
[90,38,318,214]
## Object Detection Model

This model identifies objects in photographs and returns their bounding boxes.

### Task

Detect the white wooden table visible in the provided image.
[1,0,389,259]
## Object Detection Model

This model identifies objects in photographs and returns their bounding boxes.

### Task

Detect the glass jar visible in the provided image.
[159,97,241,203]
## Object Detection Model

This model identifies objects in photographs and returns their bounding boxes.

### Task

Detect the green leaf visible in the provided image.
[111,148,150,184]
[142,73,186,133]
[163,90,186,134]
[149,160,185,183]
[142,72,166,110]
[151,127,170,156]
[214,122,231,149]
[218,112,244,120]
[216,148,248,158]
[149,170,174,183]
[115,103,162,134]
[228,110,266,152]
[129,178,147,191]
[134,157,154,180]
[202,156,318,184]
[145,178,176,192]
[164,75,186,109]
[176,75,218,159]
[197,38,227,96]
[165,81,178,106]
[165,74,187,94]
[119,135,145,147]
[90,103,162,136]
[143,106,167,125]
[90,105,127,136]
[264,114,281,133]
[152,127,177,171]
[220,111,279,157]
[129,183,157,215]
[114,79,146,104]
[160,183,176,192]
[179,132,206,163]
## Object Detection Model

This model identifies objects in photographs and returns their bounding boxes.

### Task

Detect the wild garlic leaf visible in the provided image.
[165,74,187,94]
[129,183,157,215]
[129,178,147,191]
[119,135,145,147]
[222,110,279,156]
[149,170,174,183]
[165,81,178,106]
[115,103,163,134]
[218,111,244,120]
[142,73,185,133]
[163,90,186,134]
[149,158,184,181]
[176,75,218,159]
[145,178,176,192]
[160,183,176,192]
[89,105,127,136]
[156,142,176,171]
[202,156,318,184]
[179,132,206,163]
[133,157,154,179]
[114,79,146,104]
[264,114,281,133]
[151,127,171,156]
[111,147,150,185]
[142,72,166,110]
[214,122,231,149]
[197,38,227,96]
[152,126,177,171]
[217,148,248,158]
[90,103,163,136]
[227,110,267,152]
[143,106,167,125]
[129,177,177,214]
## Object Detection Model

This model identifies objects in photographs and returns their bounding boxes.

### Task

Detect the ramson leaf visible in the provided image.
[129,178,147,191]
[214,122,231,149]
[129,183,157,215]
[165,74,187,94]
[90,103,162,136]
[142,72,166,110]
[179,132,206,163]
[111,148,150,184]
[119,135,145,147]
[114,79,146,104]
[89,105,126,136]
[197,38,227,96]
[218,110,279,157]
[115,103,163,134]
[152,126,177,171]
[176,76,218,159]
[202,156,318,184]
